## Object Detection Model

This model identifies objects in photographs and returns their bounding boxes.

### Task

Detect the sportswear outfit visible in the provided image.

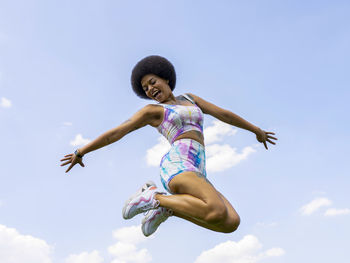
[122,94,207,236]
[156,93,207,193]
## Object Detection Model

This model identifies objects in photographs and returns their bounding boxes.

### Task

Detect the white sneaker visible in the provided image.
[142,207,173,237]
[125,181,156,204]
[122,183,164,219]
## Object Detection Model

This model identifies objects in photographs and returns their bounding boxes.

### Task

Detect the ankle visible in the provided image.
[154,193,162,200]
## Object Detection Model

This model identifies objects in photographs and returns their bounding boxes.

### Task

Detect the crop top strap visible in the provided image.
[182,93,195,105]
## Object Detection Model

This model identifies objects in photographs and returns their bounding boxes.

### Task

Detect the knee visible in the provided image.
[222,215,240,233]
[205,203,228,225]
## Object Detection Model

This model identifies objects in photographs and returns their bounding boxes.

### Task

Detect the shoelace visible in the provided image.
[142,199,160,216]
[144,207,173,220]
[154,208,173,228]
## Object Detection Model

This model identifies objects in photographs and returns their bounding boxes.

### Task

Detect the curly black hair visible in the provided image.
[131,55,176,99]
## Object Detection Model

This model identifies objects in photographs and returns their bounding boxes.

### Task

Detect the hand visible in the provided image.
[60,152,85,173]
[255,128,278,150]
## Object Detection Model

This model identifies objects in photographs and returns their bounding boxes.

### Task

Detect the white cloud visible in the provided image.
[0,97,12,108]
[300,197,332,216]
[65,250,104,263]
[203,120,237,144]
[112,225,152,244]
[108,243,151,263]
[70,134,91,147]
[194,235,285,263]
[206,144,256,172]
[146,136,170,167]
[0,224,53,263]
[324,208,350,217]
[108,225,152,263]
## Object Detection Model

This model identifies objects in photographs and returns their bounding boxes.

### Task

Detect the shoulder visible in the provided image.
[140,104,164,127]
[185,93,228,117]
[184,93,205,109]
[142,104,163,115]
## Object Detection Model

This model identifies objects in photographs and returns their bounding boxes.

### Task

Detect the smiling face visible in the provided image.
[141,74,173,103]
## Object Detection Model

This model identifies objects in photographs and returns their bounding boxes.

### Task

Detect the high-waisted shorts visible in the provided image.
[160,138,207,193]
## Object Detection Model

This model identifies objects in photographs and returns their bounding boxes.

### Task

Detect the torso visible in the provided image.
[148,95,205,146]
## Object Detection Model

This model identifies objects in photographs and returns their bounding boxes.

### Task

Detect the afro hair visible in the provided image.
[131,55,176,99]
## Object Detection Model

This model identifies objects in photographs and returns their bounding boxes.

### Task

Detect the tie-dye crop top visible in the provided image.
[156,94,204,144]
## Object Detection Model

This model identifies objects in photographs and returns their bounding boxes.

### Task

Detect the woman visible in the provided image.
[60,55,277,237]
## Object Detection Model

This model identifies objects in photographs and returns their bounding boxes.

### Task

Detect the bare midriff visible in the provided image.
[173,130,205,147]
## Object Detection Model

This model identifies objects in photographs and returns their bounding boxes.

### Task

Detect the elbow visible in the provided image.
[106,129,122,145]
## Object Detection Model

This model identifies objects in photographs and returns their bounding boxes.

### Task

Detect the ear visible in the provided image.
[166,79,169,84]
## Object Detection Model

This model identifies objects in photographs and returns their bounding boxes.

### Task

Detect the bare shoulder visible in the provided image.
[186,93,228,118]
[141,104,163,127]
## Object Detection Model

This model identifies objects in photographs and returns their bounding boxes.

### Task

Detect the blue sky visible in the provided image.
[0,1,349,262]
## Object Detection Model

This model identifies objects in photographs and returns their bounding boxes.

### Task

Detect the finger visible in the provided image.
[64,154,73,157]
[266,132,275,135]
[60,160,71,166]
[267,135,278,140]
[79,160,85,167]
[267,138,276,145]
[263,141,268,150]
[60,157,71,161]
[66,164,74,173]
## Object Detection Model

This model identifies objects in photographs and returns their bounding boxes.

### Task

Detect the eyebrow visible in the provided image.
[141,77,154,87]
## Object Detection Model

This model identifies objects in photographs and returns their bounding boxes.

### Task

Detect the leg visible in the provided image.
[155,171,240,233]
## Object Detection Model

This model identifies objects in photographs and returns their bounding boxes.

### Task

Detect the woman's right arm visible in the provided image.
[79,104,157,156]
[60,104,159,173]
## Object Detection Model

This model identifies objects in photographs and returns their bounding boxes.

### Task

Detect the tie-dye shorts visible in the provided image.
[160,138,207,193]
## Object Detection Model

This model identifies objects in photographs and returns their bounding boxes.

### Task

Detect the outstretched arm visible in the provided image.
[187,93,278,149]
[60,104,157,173]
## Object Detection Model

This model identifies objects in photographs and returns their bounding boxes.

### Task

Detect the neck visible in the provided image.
[162,93,177,104]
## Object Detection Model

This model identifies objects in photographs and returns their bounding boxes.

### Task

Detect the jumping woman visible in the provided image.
[60,55,277,236]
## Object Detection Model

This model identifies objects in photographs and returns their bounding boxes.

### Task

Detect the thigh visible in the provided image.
[169,171,223,205]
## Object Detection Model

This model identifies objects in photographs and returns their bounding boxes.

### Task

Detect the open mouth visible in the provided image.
[153,90,161,98]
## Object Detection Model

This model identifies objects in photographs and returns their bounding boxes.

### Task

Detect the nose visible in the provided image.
[149,86,157,94]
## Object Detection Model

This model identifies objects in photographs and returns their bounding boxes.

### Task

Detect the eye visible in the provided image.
[150,79,156,84]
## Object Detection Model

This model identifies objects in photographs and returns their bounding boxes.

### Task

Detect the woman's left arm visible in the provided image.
[187,93,278,149]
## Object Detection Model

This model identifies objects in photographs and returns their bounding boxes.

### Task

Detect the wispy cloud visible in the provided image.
[300,197,332,216]
[324,208,350,217]
[0,97,12,108]
[300,197,350,217]
[194,235,285,263]
[70,134,91,147]
[64,250,103,263]
[0,224,53,263]
[108,224,152,263]
[63,225,153,263]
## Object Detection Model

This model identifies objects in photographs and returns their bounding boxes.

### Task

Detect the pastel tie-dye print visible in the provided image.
[155,94,207,193]
[156,102,204,144]
[159,139,206,193]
